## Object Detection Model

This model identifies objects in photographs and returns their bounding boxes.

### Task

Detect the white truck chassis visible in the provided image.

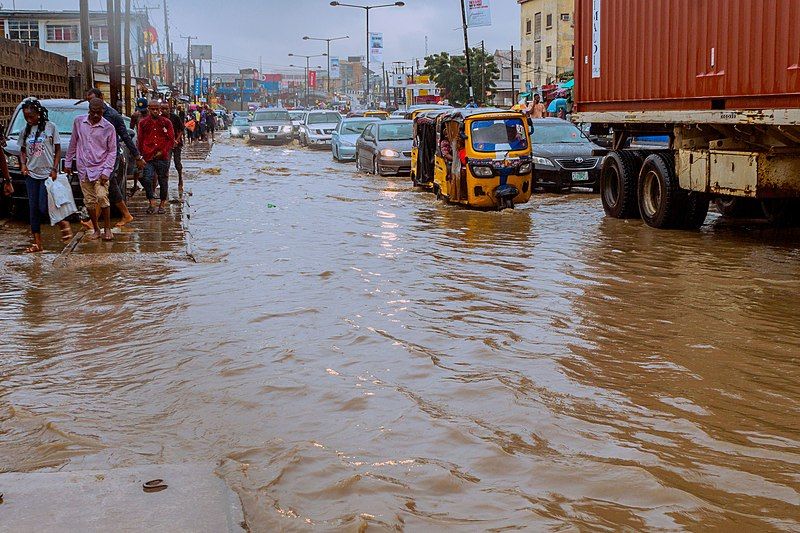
[573,109,800,228]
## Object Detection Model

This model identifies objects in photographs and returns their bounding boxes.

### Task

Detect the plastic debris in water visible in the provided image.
[267,204,277,208]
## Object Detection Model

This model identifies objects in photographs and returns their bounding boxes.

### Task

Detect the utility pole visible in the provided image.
[510,45,515,105]
[459,0,474,100]
[162,0,172,85]
[124,0,131,115]
[181,35,197,97]
[480,40,485,105]
[79,0,94,91]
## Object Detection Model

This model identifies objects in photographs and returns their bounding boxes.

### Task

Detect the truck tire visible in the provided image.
[637,152,682,229]
[600,151,641,219]
[714,197,761,218]
[679,192,710,230]
[761,199,800,227]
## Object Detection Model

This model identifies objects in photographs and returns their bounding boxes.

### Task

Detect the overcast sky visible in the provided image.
[10,0,520,74]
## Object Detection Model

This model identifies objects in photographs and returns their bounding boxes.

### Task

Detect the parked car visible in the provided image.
[230,116,250,138]
[331,117,381,162]
[247,108,294,145]
[288,110,306,139]
[3,98,129,217]
[355,119,413,176]
[530,118,603,192]
[298,110,341,148]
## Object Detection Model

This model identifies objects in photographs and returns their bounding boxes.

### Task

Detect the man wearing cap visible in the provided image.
[85,88,142,226]
[137,101,174,214]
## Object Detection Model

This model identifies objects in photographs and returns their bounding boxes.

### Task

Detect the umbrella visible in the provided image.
[547,98,568,113]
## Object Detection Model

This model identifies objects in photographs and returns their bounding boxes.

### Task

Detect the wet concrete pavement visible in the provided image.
[1,134,799,531]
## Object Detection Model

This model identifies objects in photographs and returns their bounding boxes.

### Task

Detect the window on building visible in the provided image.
[525,19,531,35]
[525,49,532,65]
[534,13,542,40]
[46,24,79,42]
[534,42,541,66]
[546,46,552,62]
[561,13,571,22]
[546,14,553,29]
[91,25,108,42]
[7,20,40,48]
[571,44,575,59]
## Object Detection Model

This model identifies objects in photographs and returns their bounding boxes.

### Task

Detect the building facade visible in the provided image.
[0,10,147,75]
[518,0,574,91]
[491,49,521,106]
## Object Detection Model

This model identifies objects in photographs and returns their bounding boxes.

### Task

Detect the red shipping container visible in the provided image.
[574,0,800,112]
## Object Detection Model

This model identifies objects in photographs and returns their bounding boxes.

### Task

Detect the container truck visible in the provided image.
[572,0,800,228]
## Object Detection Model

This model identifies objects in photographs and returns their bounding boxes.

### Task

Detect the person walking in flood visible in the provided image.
[137,101,175,214]
[64,98,117,241]
[85,88,144,227]
[17,98,73,252]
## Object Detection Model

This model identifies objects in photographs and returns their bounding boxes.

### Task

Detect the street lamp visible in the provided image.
[329,1,405,108]
[303,35,349,96]
[289,52,327,108]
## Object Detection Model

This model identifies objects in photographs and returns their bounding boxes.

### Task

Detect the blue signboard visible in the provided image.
[194,78,210,96]
[194,77,201,96]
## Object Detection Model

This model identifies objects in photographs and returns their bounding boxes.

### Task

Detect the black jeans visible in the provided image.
[141,160,170,201]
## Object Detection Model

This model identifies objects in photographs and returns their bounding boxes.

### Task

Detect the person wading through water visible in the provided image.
[137,101,175,214]
[65,98,117,241]
[162,102,185,193]
[17,98,73,252]
[85,88,144,227]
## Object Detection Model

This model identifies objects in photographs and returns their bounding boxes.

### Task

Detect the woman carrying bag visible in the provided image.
[18,98,74,253]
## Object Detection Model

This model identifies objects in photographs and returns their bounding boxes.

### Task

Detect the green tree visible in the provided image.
[423,47,500,106]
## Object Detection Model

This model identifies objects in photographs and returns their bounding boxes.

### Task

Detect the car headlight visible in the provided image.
[381,149,399,158]
[231,128,240,135]
[518,162,533,174]
[472,165,493,177]
[532,156,554,167]
[251,126,260,134]
[6,153,20,169]
[281,125,292,133]
[341,140,355,147]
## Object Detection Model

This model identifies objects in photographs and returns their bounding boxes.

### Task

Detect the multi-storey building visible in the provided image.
[518,0,574,91]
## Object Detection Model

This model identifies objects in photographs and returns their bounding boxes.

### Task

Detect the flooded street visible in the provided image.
[1,137,799,531]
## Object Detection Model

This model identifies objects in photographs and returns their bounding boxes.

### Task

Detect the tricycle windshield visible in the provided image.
[470,118,528,152]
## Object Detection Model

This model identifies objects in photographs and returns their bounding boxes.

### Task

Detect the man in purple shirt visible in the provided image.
[65,98,117,241]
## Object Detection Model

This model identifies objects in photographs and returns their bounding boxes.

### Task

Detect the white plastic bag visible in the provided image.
[45,174,78,225]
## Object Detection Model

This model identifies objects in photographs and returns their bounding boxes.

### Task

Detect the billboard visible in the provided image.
[389,73,407,88]
[369,33,383,64]
[467,0,492,27]
[330,57,340,79]
[308,70,317,89]
[190,44,212,60]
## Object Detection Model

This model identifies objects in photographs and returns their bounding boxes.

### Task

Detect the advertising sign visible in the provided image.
[369,33,383,64]
[190,44,213,60]
[389,73,407,88]
[308,70,317,89]
[592,0,601,78]
[330,57,340,79]
[193,77,201,96]
[467,0,492,28]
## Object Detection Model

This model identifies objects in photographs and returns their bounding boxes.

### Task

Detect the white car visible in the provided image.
[298,110,342,148]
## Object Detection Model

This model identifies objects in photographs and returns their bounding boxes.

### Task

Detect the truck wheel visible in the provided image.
[679,192,710,230]
[601,151,641,219]
[714,197,761,218]
[638,152,682,229]
[761,199,800,227]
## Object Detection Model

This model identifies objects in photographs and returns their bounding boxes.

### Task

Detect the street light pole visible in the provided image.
[303,35,349,96]
[329,2,405,108]
[289,52,327,108]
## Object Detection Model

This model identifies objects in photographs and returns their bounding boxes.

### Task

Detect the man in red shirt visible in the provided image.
[137,101,175,214]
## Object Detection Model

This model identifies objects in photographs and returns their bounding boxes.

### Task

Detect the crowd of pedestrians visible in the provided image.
[2,90,203,253]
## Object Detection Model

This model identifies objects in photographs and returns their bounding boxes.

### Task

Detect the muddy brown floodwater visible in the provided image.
[1,137,799,531]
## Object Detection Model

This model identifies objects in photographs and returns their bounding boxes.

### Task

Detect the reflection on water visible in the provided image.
[1,139,798,531]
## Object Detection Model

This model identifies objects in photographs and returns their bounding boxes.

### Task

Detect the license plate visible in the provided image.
[573,171,589,181]
[267,135,276,140]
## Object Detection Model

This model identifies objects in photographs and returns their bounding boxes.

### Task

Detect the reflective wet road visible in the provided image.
[1,137,799,531]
